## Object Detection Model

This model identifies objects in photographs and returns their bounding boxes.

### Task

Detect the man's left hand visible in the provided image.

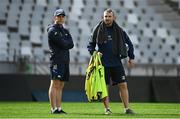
[128,59,135,68]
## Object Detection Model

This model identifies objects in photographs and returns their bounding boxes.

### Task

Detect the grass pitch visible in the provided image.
[0,102,180,118]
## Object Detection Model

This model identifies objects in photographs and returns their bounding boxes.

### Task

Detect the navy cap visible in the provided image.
[54,8,66,16]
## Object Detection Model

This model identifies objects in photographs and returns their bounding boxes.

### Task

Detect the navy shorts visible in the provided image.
[105,66,127,85]
[50,63,69,81]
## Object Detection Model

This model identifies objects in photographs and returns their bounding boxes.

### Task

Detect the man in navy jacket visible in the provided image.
[87,8,135,115]
[47,8,74,114]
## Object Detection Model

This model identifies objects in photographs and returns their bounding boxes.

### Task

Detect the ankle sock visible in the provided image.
[51,107,57,112]
[105,108,110,111]
[57,107,62,111]
[124,108,129,112]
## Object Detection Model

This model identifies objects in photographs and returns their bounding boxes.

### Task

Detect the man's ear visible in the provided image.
[101,15,104,20]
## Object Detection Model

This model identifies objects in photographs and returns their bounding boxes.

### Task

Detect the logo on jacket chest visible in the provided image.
[54,31,63,37]
[107,35,112,41]
[54,31,68,37]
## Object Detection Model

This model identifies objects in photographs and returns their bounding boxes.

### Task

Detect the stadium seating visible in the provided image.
[0,0,180,75]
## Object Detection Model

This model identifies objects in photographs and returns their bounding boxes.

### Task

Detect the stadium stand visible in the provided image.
[0,0,180,75]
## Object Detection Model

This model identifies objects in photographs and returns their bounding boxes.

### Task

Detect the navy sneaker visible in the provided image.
[105,109,112,115]
[51,109,67,114]
[58,109,67,114]
[51,109,59,114]
[125,109,135,115]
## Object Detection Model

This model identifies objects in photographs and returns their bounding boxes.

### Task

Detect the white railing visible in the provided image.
[1,60,180,77]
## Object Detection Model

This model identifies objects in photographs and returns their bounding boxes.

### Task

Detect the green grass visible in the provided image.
[0,102,180,118]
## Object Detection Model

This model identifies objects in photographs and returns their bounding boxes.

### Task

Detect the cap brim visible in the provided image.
[56,13,65,16]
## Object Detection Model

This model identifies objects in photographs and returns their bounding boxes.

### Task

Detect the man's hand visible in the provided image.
[97,52,103,57]
[128,59,135,68]
[54,20,59,24]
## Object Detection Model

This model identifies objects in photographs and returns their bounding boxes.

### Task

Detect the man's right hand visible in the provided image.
[54,20,59,24]
[97,52,103,57]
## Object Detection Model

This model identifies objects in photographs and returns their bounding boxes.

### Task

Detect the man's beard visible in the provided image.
[105,21,112,26]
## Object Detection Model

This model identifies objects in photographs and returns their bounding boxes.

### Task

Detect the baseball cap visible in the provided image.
[54,8,66,16]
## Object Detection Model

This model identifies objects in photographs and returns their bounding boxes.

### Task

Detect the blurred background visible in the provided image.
[0,0,180,102]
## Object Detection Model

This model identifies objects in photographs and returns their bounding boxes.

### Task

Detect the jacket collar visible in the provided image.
[53,24,63,29]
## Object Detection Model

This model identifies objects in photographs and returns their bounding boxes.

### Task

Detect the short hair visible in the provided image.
[104,8,115,16]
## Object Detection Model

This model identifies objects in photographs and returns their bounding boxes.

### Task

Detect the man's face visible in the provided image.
[103,11,115,26]
[54,15,65,25]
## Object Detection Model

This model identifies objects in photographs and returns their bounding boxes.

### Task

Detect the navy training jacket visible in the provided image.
[47,24,74,64]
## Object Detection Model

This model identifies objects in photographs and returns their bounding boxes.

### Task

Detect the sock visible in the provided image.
[124,107,129,112]
[51,107,57,112]
[105,107,110,111]
[57,107,62,111]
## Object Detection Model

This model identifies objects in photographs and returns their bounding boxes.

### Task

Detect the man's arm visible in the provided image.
[48,28,74,50]
[87,35,96,55]
[123,31,135,67]
[123,31,135,59]
[87,24,99,55]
